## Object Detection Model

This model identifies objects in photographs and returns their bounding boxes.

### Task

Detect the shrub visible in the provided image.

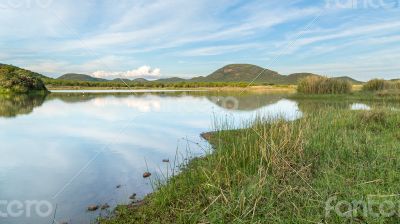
[297,76,352,94]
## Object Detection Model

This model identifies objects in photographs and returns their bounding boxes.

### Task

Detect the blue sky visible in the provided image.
[0,0,399,80]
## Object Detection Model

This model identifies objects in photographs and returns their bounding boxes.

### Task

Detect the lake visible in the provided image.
[0,90,397,224]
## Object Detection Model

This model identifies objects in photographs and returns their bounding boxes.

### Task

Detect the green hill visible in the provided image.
[113,78,132,83]
[286,73,322,84]
[54,64,363,85]
[332,76,363,84]
[199,64,284,83]
[156,77,187,83]
[58,73,108,82]
[133,78,149,82]
[0,64,48,93]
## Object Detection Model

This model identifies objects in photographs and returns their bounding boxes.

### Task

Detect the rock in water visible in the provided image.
[143,172,151,178]
[87,205,99,211]
[129,193,137,200]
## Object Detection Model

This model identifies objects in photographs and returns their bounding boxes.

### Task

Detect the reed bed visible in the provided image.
[363,79,400,91]
[297,76,352,94]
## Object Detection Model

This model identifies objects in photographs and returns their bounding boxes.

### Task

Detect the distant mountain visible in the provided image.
[286,73,321,84]
[112,78,132,83]
[199,64,284,83]
[131,78,148,82]
[332,76,363,84]
[58,73,108,82]
[156,77,187,83]
[55,64,363,85]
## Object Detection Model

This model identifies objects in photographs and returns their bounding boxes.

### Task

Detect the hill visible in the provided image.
[133,78,149,82]
[199,64,284,83]
[286,73,321,84]
[332,76,363,84]
[156,77,187,83]
[58,73,108,82]
[112,78,132,83]
[53,64,363,85]
[0,64,48,93]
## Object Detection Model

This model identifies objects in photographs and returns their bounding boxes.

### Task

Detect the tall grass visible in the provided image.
[363,79,400,91]
[100,108,400,223]
[297,76,352,94]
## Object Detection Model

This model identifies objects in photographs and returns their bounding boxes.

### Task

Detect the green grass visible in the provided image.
[100,108,400,223]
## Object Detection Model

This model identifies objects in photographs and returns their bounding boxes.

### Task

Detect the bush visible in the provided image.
[297,76,352,94]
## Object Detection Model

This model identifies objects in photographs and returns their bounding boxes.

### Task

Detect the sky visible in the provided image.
[0,0,399,81]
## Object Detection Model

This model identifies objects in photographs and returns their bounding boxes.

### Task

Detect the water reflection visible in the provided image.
[2,92,400,119]
[0,94,46,117]
[351,103,371,111]
[0,91,300,224]
[1,91,399,224]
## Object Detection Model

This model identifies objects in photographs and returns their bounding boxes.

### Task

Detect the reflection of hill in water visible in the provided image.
[47,91,290,111]
[205,93,288,111]
[0,94,46,117]
[297,100,352,114]
[3,92,400,118]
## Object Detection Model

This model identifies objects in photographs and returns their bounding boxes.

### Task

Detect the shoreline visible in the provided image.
[99,102,400,223]
[46,85,296,93]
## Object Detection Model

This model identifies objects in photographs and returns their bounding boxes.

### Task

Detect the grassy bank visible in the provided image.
[100,108,400,223]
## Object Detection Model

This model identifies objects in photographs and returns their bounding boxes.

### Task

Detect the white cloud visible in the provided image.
[92,66,161,80]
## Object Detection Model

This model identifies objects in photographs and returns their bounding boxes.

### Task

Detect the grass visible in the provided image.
[100,107,400,223]
[297,76,352,94]
[362,79,400,92]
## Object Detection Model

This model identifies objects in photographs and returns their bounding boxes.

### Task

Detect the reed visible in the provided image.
[297,76,352,94]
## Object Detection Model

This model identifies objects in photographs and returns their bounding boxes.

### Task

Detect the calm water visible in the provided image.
[0,91,397,224]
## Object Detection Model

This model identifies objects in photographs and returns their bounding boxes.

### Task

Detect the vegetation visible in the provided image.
[0,64,48,93]
[100,108,400,223]
[362,79,400,91]
[45,79,253,89]
[297,76,352,94]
